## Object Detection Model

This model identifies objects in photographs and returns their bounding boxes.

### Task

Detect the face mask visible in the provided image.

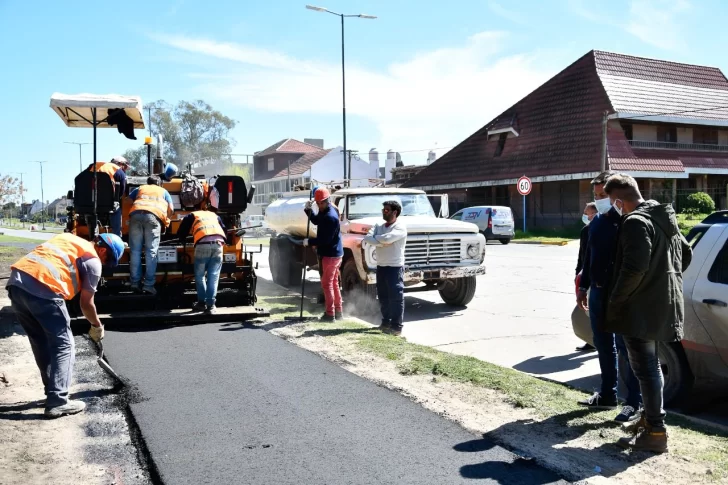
[594,197,612,214]
[613,200,623,216]
[582,214,590,225]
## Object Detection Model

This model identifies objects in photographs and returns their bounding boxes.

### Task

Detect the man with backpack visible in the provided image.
[86,156,129,236]
[127,175,174,295]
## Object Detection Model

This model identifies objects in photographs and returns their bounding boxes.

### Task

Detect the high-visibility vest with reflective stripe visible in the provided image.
[88,162,120,180]
[131,185,171,227]
[11,233,98,300]
[191,211,225,245]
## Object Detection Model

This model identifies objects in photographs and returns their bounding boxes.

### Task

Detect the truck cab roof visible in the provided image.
[331,187,425,196]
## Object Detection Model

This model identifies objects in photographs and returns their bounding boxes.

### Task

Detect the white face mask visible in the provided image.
[594,197,612,214]
[613,199,624,216]
[582,214,590,225]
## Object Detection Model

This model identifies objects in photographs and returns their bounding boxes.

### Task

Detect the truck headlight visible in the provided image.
[467,243,480,259]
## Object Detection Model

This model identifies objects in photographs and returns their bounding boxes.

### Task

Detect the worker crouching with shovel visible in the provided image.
[303,188,343,322]
[5,232,124,418]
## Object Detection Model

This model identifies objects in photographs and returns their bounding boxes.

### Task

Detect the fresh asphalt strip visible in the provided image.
[103,321,568,485]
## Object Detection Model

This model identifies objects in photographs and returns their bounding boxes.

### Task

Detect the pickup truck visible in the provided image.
[571,210,728,405]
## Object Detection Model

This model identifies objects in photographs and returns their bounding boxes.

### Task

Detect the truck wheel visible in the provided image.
[659,342,694,406]
[438,276,477,306]
[499,239,510,245]
[341,259,377,309]
[269,238,282,285]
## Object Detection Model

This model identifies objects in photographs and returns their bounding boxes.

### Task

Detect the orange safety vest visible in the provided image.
[11,233,98,300]
[191,211,225,245]
[88,162,120,180]
[131,185,172,227]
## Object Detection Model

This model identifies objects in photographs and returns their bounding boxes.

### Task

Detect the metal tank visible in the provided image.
[265,195,318,238]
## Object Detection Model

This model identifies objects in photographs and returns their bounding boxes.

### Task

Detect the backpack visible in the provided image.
[180,172,204,208]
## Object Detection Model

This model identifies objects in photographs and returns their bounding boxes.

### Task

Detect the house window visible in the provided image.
[268,158,275,171]
[494,133,507,157]
[657,126,677,143]
[623,124,633,141]
[694,127,719,145]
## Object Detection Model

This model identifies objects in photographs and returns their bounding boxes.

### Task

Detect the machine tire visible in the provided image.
[499,239,510,245]
[270,236,303,288]
[659,342,694,406]
[269,238,284,286]
[341,258,377,310]
[438,276,477,306]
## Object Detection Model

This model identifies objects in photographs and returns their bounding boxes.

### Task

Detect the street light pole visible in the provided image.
[29,161,48,230]
[306,5,376,187]
[13,172,26,227]
[64,141,91,172]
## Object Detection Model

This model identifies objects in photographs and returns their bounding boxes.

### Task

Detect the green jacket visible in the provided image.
[605,200,693,341]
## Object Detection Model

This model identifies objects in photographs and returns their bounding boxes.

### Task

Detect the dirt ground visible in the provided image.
[0,284,151,485]
[268,321,727,485]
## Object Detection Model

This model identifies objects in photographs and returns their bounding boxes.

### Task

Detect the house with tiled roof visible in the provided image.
[252,138,380,207]
[403,50,728,227]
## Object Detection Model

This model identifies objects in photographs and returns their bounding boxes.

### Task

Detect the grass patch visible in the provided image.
[513,226,580,243]
[0,235,45,245]
[677,213,710,237]
[243,237,270,248]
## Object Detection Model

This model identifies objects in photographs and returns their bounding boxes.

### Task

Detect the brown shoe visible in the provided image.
[617,426,668,453]
[622,414,646,435]
[388,325,403,337]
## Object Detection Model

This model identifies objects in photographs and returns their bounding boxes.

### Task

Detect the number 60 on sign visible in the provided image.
[517,176,531,196]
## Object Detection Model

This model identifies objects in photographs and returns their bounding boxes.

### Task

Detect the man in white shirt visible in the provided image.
[363,200,408,336]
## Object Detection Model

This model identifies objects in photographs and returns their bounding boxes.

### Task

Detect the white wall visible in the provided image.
[632,124,656,142]
[310,146,380,188]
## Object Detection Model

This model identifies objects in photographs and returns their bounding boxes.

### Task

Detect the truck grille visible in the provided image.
[405,238,462,265]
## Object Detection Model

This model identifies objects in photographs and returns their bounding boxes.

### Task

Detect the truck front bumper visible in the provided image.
[365,264,486,284]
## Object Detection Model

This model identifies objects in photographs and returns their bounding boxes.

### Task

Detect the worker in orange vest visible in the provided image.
[5,232,124,418]
[86,156,129,237]
[127,175,174,295]
[177,206,227,315]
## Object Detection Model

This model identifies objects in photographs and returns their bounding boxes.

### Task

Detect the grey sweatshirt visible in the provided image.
[363,220,407,267]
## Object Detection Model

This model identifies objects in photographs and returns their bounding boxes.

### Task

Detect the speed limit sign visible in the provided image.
[517,176,532,196]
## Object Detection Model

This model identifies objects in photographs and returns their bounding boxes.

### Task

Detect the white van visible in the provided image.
[450,206,515,244]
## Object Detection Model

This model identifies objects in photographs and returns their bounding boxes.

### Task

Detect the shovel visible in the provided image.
[96,339,126,386]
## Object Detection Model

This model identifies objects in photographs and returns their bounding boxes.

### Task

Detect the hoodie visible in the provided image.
[605,200,693,341]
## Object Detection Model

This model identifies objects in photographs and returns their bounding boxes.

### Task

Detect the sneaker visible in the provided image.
[622,414,647,435]
[335,311,344,320]
[142,286,157,296]
[320,313,335,323]
[45,400,86,419]
[617,426,668,453]
[577,392,618,410]
[388,325,403,337]
[204,305,217,315]
[192,301,206,312]
[614,405,639,423]
[576,343,596,352]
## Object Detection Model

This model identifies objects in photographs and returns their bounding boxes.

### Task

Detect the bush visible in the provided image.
[684,192,715,215]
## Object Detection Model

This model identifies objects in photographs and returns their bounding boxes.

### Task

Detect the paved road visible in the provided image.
[104,323,567,485]
[0,227,56,241]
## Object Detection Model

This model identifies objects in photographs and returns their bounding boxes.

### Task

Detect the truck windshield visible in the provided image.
[348,194,436,220]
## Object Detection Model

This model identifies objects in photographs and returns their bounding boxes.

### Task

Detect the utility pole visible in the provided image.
[64,141,91,171]
[29,161,48,230]
[344,149,358,186]
[13,172,26,227]
[601,110,608,172]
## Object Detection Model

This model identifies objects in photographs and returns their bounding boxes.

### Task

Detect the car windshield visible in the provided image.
[348,194,436,220]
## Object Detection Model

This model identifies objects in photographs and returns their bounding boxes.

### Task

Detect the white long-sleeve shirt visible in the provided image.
[363,220,407,267]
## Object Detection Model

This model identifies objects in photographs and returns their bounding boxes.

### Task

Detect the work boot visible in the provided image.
[45,400,86,419]
[617,425,668,453]
[320,313,335,323]
[377,320,391,332]
[577,392,618,410]
[142,286,157,296]
[388,325,403,337]
[192,301,206,312]
[622,414,647,435]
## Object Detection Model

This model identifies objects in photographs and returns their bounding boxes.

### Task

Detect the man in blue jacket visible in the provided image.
[577,171,642,423]
[303,187,343,322]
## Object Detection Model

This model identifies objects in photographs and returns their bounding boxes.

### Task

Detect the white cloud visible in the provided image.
[487,1,526,24]
[153,32,557,160]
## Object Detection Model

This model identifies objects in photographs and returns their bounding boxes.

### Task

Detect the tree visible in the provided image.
[0,174,20,205]
[123,100,237,175]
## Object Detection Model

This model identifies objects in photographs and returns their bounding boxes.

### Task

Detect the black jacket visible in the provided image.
[576,225,589,275]
[304,206,343,258]
[580,207,621,290]
[605,200,693,341]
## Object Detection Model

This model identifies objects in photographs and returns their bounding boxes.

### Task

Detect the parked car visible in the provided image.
[571,210,728,405]
[450,206,515,244]
[243,215,273,236]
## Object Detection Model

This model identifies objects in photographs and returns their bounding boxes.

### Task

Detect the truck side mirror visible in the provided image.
[439,194,449,218]
[247,185,256,204]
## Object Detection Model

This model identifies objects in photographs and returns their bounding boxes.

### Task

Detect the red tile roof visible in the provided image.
[404,50,728,189]
[632,148,728,170]
[256,138,324,157]
[268,149,332,179]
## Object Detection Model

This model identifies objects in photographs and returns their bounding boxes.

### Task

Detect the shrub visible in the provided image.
[684,192,715,215]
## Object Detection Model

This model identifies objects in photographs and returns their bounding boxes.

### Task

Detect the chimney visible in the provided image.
[385,150,396,182]
[369,148,380,178]
[304,138,324,148]
[427,150,436,165]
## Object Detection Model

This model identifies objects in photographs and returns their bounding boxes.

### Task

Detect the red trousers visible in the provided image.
[321,256,343,316]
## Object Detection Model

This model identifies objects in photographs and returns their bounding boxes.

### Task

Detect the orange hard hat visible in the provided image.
[314,187,331,202]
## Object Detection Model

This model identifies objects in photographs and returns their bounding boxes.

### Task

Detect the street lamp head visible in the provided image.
[358,14,377,19]
[306,5,328,12]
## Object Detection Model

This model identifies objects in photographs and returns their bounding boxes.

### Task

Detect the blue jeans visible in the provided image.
[110,206,122,237]
[194,243,223,307]
[129,212,161,288]
[623,337,665,428]
[8,287,74,408]
[376,266,404,327]
[589,286,642,407]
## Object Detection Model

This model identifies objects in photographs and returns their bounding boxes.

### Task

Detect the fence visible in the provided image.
[651,186,728,212]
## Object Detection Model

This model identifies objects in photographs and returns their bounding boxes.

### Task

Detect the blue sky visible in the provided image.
[1,0,727,203]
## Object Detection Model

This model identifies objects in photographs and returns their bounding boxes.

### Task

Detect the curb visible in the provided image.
[510,240,570,246]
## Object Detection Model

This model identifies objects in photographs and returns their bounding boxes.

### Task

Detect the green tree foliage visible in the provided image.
[683,192,715,215]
